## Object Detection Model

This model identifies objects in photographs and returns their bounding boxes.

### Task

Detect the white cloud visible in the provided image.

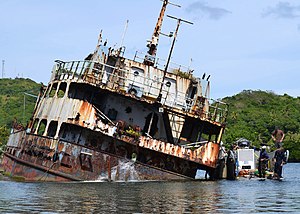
[185,1,231,20]
[262,2,300,19]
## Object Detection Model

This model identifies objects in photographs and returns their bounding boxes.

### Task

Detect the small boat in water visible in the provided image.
[1,0,228,181]
[234,139,289,180]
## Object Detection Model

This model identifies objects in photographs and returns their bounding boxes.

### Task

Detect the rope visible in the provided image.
[37,162,57,181]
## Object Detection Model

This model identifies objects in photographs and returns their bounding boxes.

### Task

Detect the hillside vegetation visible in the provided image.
[0,79,299,161]
[0,78,41,150]
[222,90,300,161]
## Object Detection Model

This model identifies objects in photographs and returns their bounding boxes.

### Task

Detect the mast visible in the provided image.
[2,60,4,78]
[157,15,193,102]
[144,0,180,65]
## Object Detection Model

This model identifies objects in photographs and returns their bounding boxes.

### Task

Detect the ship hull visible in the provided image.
[2,153,190,182]
[2,131,196,182]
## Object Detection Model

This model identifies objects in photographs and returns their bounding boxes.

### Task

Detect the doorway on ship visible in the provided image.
[143,112,158,138]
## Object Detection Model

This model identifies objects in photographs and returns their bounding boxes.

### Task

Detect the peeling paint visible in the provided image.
[1,2,228,182]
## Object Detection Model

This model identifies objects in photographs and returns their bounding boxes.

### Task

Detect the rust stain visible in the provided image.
[1,2,228,182]
[139,136,219,168]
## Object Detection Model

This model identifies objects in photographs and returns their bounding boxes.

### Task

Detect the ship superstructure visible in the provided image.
[2,0,228,181]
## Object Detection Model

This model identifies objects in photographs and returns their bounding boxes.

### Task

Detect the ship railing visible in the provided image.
[52,60,228,124]
[206,99,228,124]
[163,96,228,124]
[133,50,192,74]
[52,60,191,105]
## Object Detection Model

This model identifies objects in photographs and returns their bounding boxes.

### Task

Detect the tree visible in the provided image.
[222,90,300,161]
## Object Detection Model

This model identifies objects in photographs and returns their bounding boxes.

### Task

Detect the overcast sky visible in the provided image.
[1,0,300,99]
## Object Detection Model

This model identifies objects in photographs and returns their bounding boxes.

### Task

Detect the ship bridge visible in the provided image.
[50,57,228,127]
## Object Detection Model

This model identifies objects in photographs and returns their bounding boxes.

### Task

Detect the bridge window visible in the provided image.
[49,83,58,97]
[57,82,67,98]
[37,119,47,136]
[47,121,58,138]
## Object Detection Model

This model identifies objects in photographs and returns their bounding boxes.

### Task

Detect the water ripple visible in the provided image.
[0,163,299,213]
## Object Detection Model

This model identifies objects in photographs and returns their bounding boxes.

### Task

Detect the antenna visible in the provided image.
[144,0,181,65]
[188,58,193,72]
[164,15,193,72]
[92,30,103,61]
[162,0,181,8]
[157,15,193,102]
[23,92,38,124]
[120,20,129,48]
[2,60,5,78]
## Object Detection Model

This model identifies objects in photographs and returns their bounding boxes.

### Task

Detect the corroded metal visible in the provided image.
[3,131,192,181]
[1,1,228,182]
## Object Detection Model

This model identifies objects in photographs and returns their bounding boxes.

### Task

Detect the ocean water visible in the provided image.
[0,163,299,213]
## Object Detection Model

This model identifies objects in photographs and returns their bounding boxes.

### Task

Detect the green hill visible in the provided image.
[0,78,42,149]
[222,90,300,162]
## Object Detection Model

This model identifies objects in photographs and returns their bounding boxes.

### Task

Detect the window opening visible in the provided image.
[143,112,158,137]
[37,119,47,136]
[47,121,58,137]
[57,82,67,98]
[49,83,58,97]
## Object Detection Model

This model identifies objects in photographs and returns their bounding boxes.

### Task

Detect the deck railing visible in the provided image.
[51,60,228,124]
[133,50,192,74]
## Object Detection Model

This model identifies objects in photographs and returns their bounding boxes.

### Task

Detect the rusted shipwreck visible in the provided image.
[2,1,228,181]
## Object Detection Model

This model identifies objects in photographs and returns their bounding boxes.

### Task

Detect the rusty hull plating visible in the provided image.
[2,1,228,181]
